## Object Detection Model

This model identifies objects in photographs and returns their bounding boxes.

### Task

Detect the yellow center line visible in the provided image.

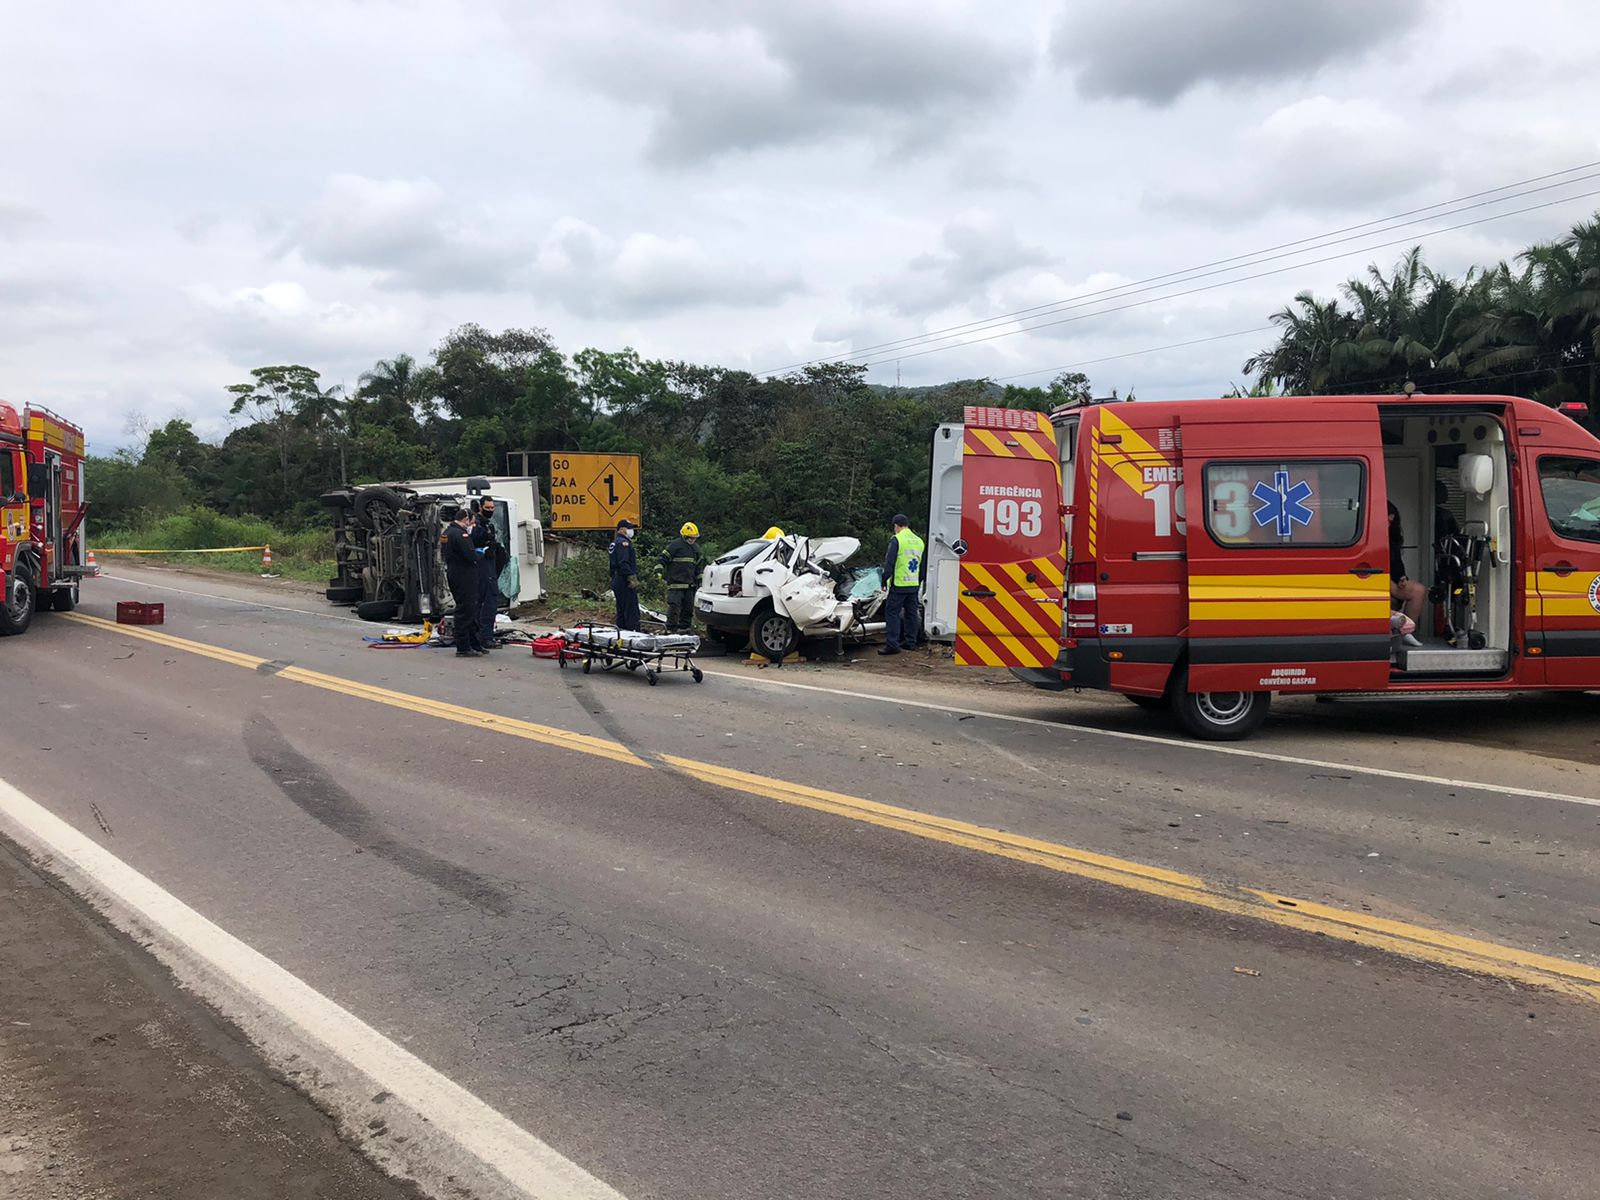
[64,611,1600,1005]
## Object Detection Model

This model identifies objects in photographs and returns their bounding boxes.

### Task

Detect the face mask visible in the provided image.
[624,528,635,539]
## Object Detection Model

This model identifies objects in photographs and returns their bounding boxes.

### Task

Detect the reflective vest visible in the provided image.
[892,529,925,589]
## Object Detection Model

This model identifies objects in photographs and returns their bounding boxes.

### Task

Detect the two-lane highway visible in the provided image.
[3,563,1598,1199]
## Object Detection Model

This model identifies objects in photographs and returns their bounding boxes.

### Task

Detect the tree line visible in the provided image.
[94,329,1080,550]
[92,211,1600,550]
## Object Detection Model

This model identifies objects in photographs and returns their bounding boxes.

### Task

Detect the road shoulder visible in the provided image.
[0,836,422,1200]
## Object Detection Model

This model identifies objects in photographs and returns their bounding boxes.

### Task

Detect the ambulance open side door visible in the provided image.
[1180,415,1393,694]
[950,406,1065,670]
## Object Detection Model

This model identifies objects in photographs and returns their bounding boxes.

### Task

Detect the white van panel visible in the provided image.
[923,423,965,640]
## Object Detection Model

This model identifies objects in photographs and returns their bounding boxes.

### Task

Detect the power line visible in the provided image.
[759,160,1600,376]
[989,326,1273,385]
[844,186,1600,371]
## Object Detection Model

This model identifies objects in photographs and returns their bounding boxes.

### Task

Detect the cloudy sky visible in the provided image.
[4,0,1598,450]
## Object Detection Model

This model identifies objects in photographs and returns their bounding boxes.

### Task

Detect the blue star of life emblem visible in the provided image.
[1251,469,1315,537]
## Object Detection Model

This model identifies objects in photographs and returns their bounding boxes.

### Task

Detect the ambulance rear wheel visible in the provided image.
[1172,670,1270,741]
[0,574,35,636]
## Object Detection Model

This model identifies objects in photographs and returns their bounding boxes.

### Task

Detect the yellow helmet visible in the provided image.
[680,521,700,537]
[762,525,785,540]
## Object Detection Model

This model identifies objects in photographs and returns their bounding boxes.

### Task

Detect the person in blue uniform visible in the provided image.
[471,497,509,651]
[608,518,640,631]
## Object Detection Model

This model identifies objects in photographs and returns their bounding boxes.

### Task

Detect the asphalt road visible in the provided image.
[3,562,1599,1199]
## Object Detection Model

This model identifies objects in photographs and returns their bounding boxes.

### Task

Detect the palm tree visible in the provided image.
[1242,292,1357,393]
[355,354,430,432]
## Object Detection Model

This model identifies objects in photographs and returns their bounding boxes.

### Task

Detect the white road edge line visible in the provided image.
[89,572,1599,810]
[0,774,627,1200]
[699,668,1600,810]
[100,571,369,623]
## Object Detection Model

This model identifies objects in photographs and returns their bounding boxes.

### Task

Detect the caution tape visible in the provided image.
[94,546,269,555]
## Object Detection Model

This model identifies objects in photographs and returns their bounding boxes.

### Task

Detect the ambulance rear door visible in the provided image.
[951,406,1065,669]
[1181,413,1392,694]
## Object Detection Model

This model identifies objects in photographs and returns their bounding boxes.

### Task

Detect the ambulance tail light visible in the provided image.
[1064,562,1098,633]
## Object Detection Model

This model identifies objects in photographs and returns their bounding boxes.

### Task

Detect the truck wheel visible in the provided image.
[325,585,363,604]
[0,573,35,636]
[1171,669,1270,741]
[750,609,798,661]
[42,582,79,612]
[355,598,402,622]
[352,485,404,531]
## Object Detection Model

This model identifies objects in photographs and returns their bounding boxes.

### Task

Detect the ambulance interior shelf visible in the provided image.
[1381,411,1511,674]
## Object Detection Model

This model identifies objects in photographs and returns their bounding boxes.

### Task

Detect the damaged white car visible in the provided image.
[694,534,887,660]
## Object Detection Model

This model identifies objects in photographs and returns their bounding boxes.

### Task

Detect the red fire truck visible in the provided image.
[927,396,1600,740]
[0,402,91,635]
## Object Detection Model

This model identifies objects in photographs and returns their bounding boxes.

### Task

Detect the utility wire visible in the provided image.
[844,187,1600,371]
[760,160,1600,375]
[988,327,1273,384]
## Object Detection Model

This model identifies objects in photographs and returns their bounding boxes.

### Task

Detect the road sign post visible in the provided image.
[547,453,642,530]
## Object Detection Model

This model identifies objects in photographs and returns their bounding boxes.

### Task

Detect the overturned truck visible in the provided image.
[320,482,467,623]
[322,475,547,623]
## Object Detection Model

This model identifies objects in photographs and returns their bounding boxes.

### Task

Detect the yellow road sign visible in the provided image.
[548,453,642,530]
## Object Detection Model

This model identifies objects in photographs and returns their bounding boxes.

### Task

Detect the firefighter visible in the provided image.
[878,512,925,656]
[471,497,509,651]
[660,521,705,632]
[608,518,640,631]
[444,507,486,657]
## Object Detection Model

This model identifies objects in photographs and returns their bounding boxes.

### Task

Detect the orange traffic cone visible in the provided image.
[86,549,100,577]
[261,544,275,577]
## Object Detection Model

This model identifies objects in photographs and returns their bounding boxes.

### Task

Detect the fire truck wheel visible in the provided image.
[42,583,79,612]
[0,573,35,636]
[1171,669,1270,741]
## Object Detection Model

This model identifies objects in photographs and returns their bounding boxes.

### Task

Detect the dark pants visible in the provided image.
[613,576,640,631]
[666,587,694,631]
[885,588,920,650]
[477,565,499,646]
[449,572,485,652]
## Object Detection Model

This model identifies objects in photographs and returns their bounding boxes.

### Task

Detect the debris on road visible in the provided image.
[1233,967,1262,977]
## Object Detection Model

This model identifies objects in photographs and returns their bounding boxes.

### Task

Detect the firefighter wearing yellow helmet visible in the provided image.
[660,520,706,632]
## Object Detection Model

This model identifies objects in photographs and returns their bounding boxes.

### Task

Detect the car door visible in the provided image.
[1528,452,1600,685]
[1181,416,1393,694]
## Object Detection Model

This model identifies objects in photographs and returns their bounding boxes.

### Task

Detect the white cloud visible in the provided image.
[0,0,1597,450]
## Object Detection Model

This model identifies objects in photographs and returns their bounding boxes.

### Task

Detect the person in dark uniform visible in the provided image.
[444,507,486,657]
[471,497,509,652]
[659,521,705,632]
[608,518,640,631]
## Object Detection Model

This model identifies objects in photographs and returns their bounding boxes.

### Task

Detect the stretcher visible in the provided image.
[557,624,704,685]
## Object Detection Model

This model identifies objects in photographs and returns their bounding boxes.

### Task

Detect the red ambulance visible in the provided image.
[927,396,1600,739]
[0,402,91,635]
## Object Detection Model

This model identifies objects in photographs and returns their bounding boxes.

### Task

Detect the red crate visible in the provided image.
[116,601,164,625]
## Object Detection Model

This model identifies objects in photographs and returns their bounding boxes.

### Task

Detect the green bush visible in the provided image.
[95,507,333,582]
